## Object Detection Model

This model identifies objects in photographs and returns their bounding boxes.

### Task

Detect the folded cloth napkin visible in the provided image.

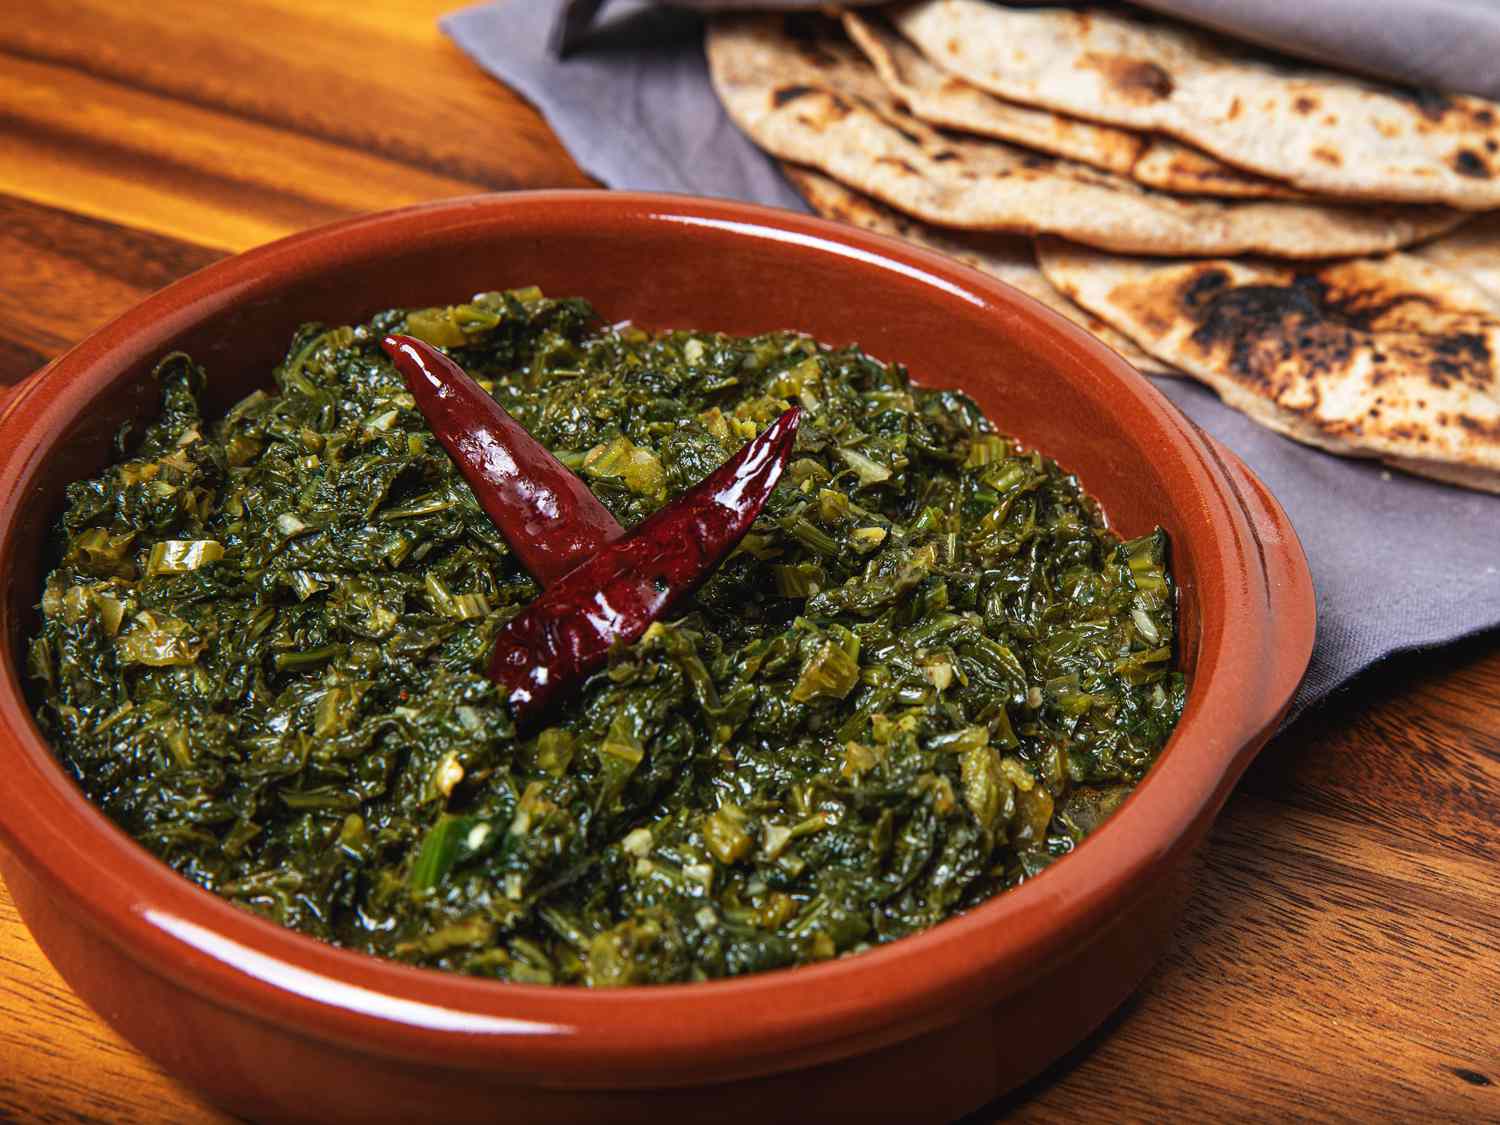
[554,0,1500,97]
[1133,0,1500,100]
[443,0,1500,722]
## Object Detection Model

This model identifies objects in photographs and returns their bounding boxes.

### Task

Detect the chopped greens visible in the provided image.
[28,289,1184,986]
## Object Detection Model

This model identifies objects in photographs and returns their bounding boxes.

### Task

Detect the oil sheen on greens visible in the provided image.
[29,289,1184,987]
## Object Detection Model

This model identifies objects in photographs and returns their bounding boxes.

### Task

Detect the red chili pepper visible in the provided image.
[380,334,624,586]
[488,407,802,727]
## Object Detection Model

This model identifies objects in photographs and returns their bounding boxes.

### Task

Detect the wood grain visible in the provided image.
[0,196,222,373]
[0,0,589,251]
[0,891,231,1124]
[0,4,1497,1122]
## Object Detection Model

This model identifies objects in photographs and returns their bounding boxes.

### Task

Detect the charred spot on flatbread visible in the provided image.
[1170,274,1352,389]
[1457,412,1500,440]
[1427,332,1493,389]
[1180,267,1231,309]
[773,84,817,107]
[1387,87,1455,123]
[1452,149,1492,179]
[1078,53,1174,104]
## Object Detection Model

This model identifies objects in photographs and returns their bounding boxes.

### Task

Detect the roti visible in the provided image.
[844,11,1309,201]
[783,164,1172,373]
[706,16,1461,258]
[1414,213,1500,304]
[1130,137,1311,201]
[841,10,1143,174]
[1036,239,1500,490]
[892,0,1500,209]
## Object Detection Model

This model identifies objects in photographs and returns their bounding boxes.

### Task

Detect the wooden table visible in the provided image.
[0,3,1496,1120]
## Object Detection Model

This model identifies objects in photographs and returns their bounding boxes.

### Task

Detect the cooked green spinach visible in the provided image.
[29,289,1184,985]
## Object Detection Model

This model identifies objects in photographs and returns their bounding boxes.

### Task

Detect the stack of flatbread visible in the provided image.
[706,3,1500,491]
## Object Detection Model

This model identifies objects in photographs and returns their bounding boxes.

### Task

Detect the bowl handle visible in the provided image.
[1195,430,1317,735]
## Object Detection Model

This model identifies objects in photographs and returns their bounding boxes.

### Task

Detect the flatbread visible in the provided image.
[1130,137,1311,201]
[1414,213,1500,304]
[892,1,1500,209]
[844,10,1309,201]
[783,165,1172,374]
[841,10,1143,175]
[1037,239,1500,491]
[706,15,1461,258]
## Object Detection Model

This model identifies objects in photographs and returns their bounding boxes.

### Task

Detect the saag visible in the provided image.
[29,289,1184,985]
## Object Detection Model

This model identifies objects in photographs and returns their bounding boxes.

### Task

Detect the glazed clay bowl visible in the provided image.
[0,192,1313,1123]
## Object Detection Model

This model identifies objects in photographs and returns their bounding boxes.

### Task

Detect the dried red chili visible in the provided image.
[385,332,801,725]
[488,407,802,726]
[380,334,624,586]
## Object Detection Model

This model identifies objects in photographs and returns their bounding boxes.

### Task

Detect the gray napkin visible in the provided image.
[1134,0,1500,100]
[442,0,1500,721]
[556,0,1500,97]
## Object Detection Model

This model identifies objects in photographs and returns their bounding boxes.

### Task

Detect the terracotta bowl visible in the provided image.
[0,192,1313,1123]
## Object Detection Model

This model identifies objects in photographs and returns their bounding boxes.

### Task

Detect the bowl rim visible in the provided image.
[0,190,1314,1087]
